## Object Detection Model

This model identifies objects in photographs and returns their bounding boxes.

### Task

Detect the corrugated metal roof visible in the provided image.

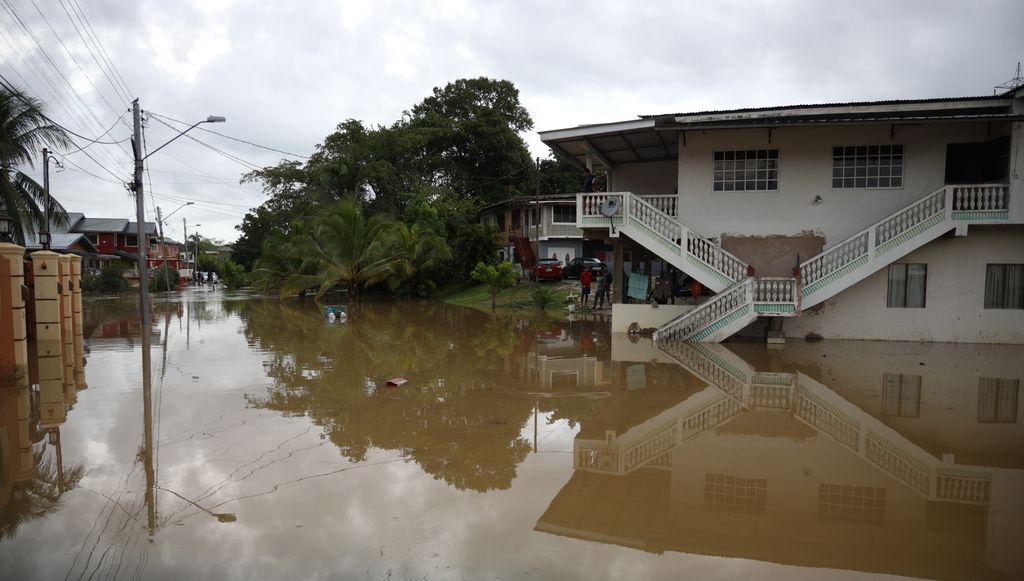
[125,221,159,235]
[75,217,129,233]
[638,95,1010,119]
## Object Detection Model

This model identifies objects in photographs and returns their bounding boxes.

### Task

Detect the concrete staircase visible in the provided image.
[579,184,1010,342]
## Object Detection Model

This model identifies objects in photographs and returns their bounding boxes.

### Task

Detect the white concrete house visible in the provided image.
[539,88,1024,344]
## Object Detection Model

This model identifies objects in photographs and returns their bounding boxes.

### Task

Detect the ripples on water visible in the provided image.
[0,290,1022,580]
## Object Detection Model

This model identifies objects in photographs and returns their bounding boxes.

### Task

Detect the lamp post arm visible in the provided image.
[142,121,202,161]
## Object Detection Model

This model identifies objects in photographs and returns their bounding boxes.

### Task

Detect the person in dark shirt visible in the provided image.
[583,168,595,193]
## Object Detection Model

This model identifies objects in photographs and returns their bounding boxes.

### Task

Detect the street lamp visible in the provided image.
[131,99,223,329]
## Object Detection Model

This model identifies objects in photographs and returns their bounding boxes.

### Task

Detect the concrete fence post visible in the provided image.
[69,255,86,390]
[57,255,76,406]
[0,242,28,383]
[32,251,66,427]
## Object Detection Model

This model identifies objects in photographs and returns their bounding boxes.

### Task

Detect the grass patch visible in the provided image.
[438,278,579,317]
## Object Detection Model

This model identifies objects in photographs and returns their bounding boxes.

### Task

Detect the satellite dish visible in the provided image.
[599,198,620,217]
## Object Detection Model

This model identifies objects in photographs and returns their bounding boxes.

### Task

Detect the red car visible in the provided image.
[530,258,563,281]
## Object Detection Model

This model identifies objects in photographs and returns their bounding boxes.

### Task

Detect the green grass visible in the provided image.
[437,278,581,317]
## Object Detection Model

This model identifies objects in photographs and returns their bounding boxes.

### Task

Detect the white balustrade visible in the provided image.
[658,341,747,399]
[655,278,752,342]
[753,277,796,303]
[685,232,748,282]
[801,232,869,287]
[952,184,1008,211]
[875,188,945,246]
[637,194,678,217]
[935,470,991,503]
[579,193,619,218]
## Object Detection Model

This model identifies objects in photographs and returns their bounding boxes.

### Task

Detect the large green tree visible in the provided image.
[0,85,69,245]
[407,77,535,205]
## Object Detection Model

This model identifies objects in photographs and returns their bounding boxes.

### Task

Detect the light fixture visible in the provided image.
[813,195,823,205]
[38,231,51,247]
[0,207,12,242]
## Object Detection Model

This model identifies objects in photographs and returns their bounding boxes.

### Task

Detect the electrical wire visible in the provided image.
[56,0,133,104]
[147,114,263,171]
[148,111,310,159]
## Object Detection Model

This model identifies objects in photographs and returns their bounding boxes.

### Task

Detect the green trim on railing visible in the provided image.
[690,342,750,382]
[628,216,683,256]
[795,385,861,428]
[686,255,735,286]
[875,213,944,255]
[754,303,796,314]
[687,304,752,342]
[580,216,623,226]
[801,255,869,298]
[751,373,795,386]
[951,210,1008,221]
[936,466,992,480]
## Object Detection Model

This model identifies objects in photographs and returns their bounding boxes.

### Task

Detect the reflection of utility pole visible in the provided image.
[141,318,156,534]
[41,148,51,250]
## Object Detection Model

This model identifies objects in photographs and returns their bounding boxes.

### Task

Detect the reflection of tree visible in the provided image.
[0,449,85,541]
[239,300,534,491]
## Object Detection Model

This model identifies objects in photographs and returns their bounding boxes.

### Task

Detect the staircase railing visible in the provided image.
[951,183,1009,213]
[654,277,753,343]
[801,186,948,295]
[637,194,678,217]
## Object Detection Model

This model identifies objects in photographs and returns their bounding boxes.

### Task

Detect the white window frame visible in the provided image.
[831,144,904,190]
[713,149,779,192]
[551,205,577,224]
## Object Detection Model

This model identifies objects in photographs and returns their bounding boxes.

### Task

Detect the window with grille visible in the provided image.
[713,150,779,191]
[832,145,903,189]
[552,205,577,224]
[819,484,886,525]
[984,264,1024,309]
[882,374,921,418]
[978,378,1019,423]
[887,263,927,308]
[704,474,767,514]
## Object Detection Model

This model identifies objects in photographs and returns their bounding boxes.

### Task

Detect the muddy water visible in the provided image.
[1,290,1022,580]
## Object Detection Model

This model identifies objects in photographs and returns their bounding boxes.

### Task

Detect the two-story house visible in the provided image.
[539,87,1024,344]
[479,194,585,268]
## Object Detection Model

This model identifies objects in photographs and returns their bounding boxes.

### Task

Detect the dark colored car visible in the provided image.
[562,257,604,280]
[530,258,563,281]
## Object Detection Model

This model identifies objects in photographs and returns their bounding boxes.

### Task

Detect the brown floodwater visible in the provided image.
[1,289,1022,580]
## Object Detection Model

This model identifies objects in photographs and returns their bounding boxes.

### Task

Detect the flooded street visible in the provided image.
[1,290,1022,580]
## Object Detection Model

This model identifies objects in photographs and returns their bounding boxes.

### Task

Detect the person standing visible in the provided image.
[582,168,595,193]
[595,265,612,309]
[580,267,593,308]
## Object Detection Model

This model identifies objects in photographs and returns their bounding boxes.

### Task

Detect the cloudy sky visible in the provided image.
[2,0,1023,243]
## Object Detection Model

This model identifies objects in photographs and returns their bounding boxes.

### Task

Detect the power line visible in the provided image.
[64,0,132,99]
[147,114,263,171]
[56,0,133,104]
[148,110,310,159]
[56,154,123,184]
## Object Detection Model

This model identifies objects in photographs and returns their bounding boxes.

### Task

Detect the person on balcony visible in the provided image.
[582,168,595,193]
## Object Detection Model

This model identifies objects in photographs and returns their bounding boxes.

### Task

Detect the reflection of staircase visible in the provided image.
[586,340,993,504]
[581,184,1011,342]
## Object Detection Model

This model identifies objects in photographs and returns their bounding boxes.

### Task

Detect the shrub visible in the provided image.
[531,285,556,310]
[95,263,129,293]
[219,259,249,289]
[150,267,180,292]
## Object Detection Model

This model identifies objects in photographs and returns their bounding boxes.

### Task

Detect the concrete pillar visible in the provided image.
[0,242,28,381]
[57,256,76,406]
[32,251,66,427]
[612,237,624,304]
[69,255,86,390]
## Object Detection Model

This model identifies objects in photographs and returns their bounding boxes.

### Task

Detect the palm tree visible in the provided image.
[278,197,403,301]
[386,221,452,296]
[0,85,70,245]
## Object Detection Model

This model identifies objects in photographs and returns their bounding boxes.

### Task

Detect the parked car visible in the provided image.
[530,258,563,281]
[562,257,604,280]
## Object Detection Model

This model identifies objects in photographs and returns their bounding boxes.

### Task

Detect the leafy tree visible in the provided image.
[219,259,248,289]
[407,77,535,205]
[0,85,70,244]
[149,267,180,291]
[532,285,556,310]
[470,261,518,311]
[452,222,499,278]
[539,154,583,195]
[94,262,129,293]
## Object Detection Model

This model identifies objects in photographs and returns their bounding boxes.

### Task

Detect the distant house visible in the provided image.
[479,194,584,267]
[539,86,1024,343]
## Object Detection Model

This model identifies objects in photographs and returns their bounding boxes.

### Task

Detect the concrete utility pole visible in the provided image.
[156,206,171,291]
[41,148,51,250]
[182,217,188,282]
[132,99,150,329]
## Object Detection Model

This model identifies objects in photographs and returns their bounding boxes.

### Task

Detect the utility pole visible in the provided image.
[132,99,150,325]
[41,148,51,250]
[182,217,188,283]
[534,157,541,259]
[156,206,171,291]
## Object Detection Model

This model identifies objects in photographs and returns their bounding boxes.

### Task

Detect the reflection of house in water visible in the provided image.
[538,340,1024,580]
